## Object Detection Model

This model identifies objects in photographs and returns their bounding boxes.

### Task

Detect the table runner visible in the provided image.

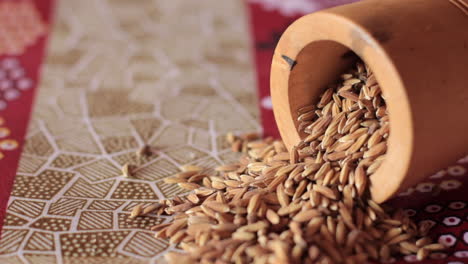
[0,0,467,263]
[0,0,259,263]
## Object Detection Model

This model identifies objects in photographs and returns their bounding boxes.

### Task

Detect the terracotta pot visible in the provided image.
[270,0,468,203]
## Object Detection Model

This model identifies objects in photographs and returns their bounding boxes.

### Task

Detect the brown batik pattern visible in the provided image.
[0,0,258,263]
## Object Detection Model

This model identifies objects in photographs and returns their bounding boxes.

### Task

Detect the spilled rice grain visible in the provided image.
[130,62,444,263]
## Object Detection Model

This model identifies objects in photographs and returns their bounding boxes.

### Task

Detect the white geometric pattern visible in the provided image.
[0,0,259,263]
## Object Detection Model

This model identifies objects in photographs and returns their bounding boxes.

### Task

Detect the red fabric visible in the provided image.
[0,0,54,235]
[247,4,297,139]
[246,1,468,263]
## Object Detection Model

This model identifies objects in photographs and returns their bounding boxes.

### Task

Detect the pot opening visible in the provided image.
[288,40,389,196]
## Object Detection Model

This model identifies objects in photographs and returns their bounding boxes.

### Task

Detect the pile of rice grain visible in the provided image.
[130,62,444,264]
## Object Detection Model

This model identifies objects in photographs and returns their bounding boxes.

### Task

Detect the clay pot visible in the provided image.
[270,0,468,203]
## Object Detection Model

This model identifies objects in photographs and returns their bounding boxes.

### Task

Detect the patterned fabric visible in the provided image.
[0,0,258,263]
[0,0,53,239]
[0,0,47,56]
[0,0,466,263]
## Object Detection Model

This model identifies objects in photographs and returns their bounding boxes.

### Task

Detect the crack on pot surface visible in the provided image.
[281,54,297,70]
